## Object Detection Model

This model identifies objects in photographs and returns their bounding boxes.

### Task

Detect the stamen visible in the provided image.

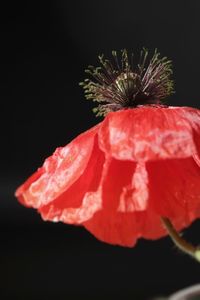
[80,48,174,117]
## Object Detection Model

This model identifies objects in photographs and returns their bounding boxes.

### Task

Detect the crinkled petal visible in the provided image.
[98,106,200,161]
[15,105,200,248]
[118,161,149,212]
[83,158,139,247]
[15,124,100,208]
[83,158,167,246]
[39,135,105,223]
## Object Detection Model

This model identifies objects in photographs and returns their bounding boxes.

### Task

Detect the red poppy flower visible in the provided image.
[15,49,200,260]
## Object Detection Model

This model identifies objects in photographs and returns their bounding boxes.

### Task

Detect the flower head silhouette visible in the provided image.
[15,49,200,261]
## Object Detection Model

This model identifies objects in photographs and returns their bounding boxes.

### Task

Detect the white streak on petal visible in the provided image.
[109,126,196,161]
[25,142,93,208]
[118,162,149,212]
[60,189,102,224]
[193,153,200,167]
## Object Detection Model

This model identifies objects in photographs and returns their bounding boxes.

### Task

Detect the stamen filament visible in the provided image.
[80,48,174,117]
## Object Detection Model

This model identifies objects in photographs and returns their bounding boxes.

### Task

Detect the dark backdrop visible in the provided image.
[1,1,200,299]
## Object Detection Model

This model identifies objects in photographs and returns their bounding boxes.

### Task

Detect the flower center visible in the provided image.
[116,72,137,94]
[80,48,174,117]
[115,72,139,102]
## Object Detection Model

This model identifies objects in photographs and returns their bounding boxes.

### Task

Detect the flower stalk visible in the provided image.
[161,217,200,262]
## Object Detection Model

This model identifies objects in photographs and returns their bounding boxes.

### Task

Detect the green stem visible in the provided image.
[161,217,200,262]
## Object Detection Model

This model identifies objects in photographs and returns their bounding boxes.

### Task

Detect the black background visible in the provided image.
[1,1,200,299]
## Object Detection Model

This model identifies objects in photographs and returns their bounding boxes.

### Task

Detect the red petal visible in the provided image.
[182,107,200,157]
[15,124,100,208]
[83,158,139,247]
[134,210,166,240]
[83,159,168,246]
[99,106,200,161]
[15,105,200,248]
[146,156,200,230]
[15,167,44,207]
[39,135,105,223]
